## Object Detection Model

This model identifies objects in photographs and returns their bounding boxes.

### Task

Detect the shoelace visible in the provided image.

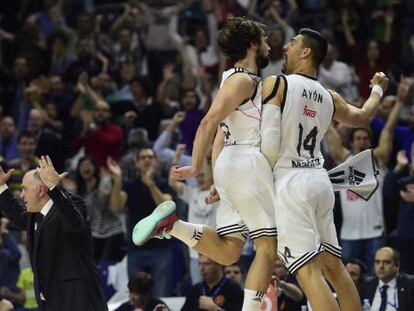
[154,228,171,240]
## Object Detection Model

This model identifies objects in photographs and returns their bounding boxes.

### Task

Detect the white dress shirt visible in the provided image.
[371,277,398,311]
[35,199,53,230]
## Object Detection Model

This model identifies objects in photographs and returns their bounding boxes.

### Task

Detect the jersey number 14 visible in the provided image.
[296,123,318,158]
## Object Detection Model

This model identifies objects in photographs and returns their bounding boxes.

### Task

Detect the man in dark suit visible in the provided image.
[0,155,107,311]
[360,247,414,311]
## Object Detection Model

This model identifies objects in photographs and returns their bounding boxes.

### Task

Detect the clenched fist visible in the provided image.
[370,72,389,93]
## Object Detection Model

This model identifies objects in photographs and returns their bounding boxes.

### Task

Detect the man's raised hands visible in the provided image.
[36,155,68,189]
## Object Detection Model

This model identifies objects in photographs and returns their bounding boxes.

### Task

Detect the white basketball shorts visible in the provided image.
[214,145,277,241]
[274,168,341,274]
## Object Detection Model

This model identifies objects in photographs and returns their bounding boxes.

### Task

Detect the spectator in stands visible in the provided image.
[169,0,219,79]
[119,128,149,184]
[402,34,414,76]
[73,99,123,168]
[27,108,65,173]
[91,72,116,100]
[16,266,37,310]
[48,31,73,76]
[224,263,244,287]
[345,258,367,290]
[318,43,358,102]
[153,112,189,172]
[111,26,144,76]
[120,147,172,297]
[4,57,30,124]
[370,77,414,147]
[0,218,23,307]
[181,254,243,311]
[75,156,125,262]
[114,272,169,311]
[6,131,38,196]
[65,38,103,84]
[116,75,165,142]
[0,117,19,163]
[272,259,304,311]
[341,7,394,99]
[360,247,414,310]
[46,75,74,123]
[383,148,414,274]
[177,89,204,155]
[326,93,402,273]
[110,0,148,74]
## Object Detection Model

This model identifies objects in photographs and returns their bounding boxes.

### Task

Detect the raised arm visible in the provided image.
[340,9,355,46]
[333,72,388,126]
[326,125,349,165]
[374,84,404,167]
[141,166,172,205]
[153,112,186,163]
[107,157,127,213]
[0,168,28,230]
[383,8,394,43]
[204,0,218,48]
[172,73,256,179]
[168,145,187,196]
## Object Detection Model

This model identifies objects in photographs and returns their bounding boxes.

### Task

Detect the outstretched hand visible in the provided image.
[0,166,14,186]
[36,155,68,188]
[107,157,122,177]
[171,166,198,181]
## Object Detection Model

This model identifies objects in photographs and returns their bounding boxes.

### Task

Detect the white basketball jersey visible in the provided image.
[275,74,334,169]
[219,67,262,147]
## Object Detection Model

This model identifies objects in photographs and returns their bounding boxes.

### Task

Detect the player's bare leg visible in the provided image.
[296,257,340,311]
[242,236,278,311]
[320,252,362,311]
[192,226,245,265]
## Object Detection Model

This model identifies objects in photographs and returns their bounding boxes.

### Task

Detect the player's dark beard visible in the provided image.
[256,54,270,69]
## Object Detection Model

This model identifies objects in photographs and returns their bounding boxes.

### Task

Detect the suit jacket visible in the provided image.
[359,273,414,311]
[0,186,107,311]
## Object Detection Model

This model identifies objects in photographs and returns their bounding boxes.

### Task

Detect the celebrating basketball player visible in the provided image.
[260,28,388,311]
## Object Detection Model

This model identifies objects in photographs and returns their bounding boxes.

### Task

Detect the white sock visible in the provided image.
[242,288,266,311]
[170,220,203,247]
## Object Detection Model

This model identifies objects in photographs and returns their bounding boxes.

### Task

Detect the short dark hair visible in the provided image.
[180,88,200,107]
[136,146,156,159]
[218,16,267,63]
[349,127,373,143]
[127,128,149,149]
[225,261,244,275]
[346,258,367,276]
[128,272,154,294]
[298,28,327,66]
[129,75,152,97]
[18,130,36,143]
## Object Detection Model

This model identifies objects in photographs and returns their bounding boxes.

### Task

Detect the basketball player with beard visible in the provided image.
[133,17,278,311]
[260,28,388,311]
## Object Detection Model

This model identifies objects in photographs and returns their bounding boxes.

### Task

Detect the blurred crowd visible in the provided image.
[0,0,413,310]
